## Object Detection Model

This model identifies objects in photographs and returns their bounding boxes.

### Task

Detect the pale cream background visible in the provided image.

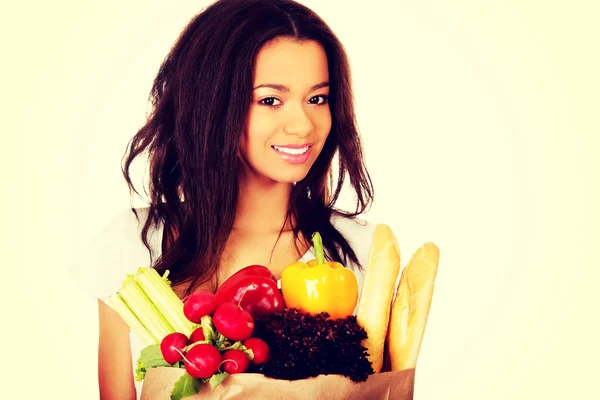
[2,0,599,399]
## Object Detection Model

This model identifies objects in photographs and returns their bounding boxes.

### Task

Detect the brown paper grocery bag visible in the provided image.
[141,367,415,400]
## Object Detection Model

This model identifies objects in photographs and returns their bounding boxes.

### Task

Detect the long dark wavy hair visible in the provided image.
[122,0,374,295]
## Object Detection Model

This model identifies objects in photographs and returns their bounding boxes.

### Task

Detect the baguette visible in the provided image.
[386,242,439,371]
[356,224,402,373]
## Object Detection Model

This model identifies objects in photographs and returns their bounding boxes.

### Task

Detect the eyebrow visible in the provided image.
[252,81,329,92]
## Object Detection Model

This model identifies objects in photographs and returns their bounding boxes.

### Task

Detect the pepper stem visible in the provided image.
[312,232,325,265]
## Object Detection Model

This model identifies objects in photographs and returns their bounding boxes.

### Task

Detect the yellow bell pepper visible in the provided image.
[281,232,359,319]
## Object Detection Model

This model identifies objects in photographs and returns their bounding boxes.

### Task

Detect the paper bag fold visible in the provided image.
[141,367,415,400]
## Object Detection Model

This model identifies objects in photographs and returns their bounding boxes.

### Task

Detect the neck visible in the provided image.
[234,171,294,234]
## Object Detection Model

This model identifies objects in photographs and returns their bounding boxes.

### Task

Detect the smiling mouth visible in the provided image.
[271,144,313,164]
[271,145,311,155]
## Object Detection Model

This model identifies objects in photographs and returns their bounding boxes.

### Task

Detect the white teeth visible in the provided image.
[273,146,310,155]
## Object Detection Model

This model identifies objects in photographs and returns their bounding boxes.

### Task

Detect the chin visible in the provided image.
[271,169,311,184]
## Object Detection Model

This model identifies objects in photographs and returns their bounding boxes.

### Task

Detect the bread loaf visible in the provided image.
[356,224,402,373]
[387,242,439,371]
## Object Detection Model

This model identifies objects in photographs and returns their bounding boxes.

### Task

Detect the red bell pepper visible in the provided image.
[215,265,285,318]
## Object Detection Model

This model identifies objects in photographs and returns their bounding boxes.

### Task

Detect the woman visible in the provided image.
[70,0,381,398]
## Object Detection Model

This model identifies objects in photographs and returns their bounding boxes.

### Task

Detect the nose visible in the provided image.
[282,104,314,138]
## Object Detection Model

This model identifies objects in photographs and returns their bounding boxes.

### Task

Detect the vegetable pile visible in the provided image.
[110,231,376,400]
[110,267,276,399]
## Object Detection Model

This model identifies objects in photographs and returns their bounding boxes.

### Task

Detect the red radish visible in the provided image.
[221,349,250,374]
[189,327,205,343]
[160,332,189,364]
[183,290,218,323]
[184,344,222,379]
[213,302,254,342]
[243,337,270,365]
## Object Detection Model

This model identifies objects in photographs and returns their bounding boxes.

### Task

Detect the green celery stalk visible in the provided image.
[120,278,175,341]
[145,268,189,310]
[109,293,158,346]
[135,268,196,336]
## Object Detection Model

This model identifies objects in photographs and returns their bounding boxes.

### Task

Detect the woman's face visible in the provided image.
[239,37,332,185]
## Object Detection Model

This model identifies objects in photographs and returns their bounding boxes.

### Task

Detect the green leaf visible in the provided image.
[140,344,172,369]
[209,372,229,390]
[134,357,146,382]
[136,344,173,381]
[170,372,200,400]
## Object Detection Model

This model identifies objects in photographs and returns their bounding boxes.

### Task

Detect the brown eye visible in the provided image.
[259,97,282,106]
[308,95,328,105]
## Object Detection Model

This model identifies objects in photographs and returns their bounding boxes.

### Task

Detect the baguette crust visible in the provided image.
[387,242,439,371]
[356,224,402,373]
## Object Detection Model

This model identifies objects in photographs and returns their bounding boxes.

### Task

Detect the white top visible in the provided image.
[69,207,377,398]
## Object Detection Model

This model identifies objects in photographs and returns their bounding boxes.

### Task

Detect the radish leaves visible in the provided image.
[209,372,229,390]
[171,372,200,400]
[135,344,180,381]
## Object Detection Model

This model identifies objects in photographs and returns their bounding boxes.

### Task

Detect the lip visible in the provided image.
[272,144,313,164]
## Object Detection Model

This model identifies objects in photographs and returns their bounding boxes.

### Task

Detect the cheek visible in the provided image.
[245,108,277,148]
[315,109,332,142]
